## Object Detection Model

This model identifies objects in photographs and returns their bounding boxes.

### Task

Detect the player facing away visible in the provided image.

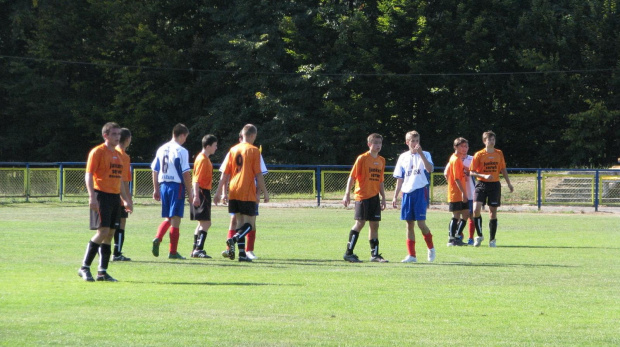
[469,131,514,247]
[219,133,268,260]
[113,127,133,261]
[444,150,476,245]
[392,131,436,263]
[151,123,194,259]
[342,133,388,263]
[214,124,269,262]
[189,134,218,258]
[445,137,470,247]
[78,122,133,282]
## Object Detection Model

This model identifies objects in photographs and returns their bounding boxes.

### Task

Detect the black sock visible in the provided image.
[346,230,360,255]
[193,233,198,251]
[457,219,466,238]
[449,218,458,239]
[489,219,498,240]
[99,243,112,273]
[234,223,252,241]
[237,236,246,257]
[474,216,483,237]
[82,241,100,268]
[369,238,379,257]
[114,229,125,256]
[197,230,207,250]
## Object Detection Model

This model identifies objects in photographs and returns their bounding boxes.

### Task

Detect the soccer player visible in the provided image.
[214,124,269,262]
[78,122,132,282]
[189,134,218,258]
[469,130,514,247]
[151,123,194,259]
[342,133,388,263]
[444,150,476,245]
[113,127,133,261]
[392,131,436,263]
[445,137,470,247]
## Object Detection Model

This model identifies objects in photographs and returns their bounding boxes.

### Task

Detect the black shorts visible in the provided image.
[190,188,212,221]
[90,190,122,230]
[228,199,257,216]
[120,209,129,219]
[474,181,502,207]
[354,194,381,221]
[449,201,469,212]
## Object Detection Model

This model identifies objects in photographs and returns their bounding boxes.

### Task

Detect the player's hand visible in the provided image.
[508,183,514,193]
[392,198,398,209]
[483,174,492,180]
[124,200,133,214]
[88,195,99,211]
[342,194,350,207]
[414,144,423,154]
[213,195,221,206]
[380,199,386,211]
[263,193,270,203]
[152,190,161,202]
[192,194,200,207]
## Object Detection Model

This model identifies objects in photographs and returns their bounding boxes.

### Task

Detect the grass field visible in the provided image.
[0,203,618,346]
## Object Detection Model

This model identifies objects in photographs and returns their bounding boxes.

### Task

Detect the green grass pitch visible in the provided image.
[0,203,618,346]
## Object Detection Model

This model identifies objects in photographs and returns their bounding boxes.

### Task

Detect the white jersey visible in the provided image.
[393,150,434,193]
[151,140,191,183]
[444,154,475,198]
[220,153,268,175]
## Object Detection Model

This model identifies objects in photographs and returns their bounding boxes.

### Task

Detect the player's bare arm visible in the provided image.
[501,168,514,193]
[342,176,354,207]
[85,172,98,211]
[256,173,269,203]
[416,145,433,173]
[151,170,160,201]
[192,182,201,207]
[213,173,230,206]
[392,178,403,208]
[182,171,193,204]
[379,182,386,210]
[120,180,133,213]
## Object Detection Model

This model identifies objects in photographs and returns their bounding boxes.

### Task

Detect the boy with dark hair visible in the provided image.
[392,131,435,263]
[445,137,470,247]
[151,123,193,259]
[469,131,514,247]
[189,134,218,258]
[78,122,132,282]
[342,133,387,263]
[214,124,269,262]
[113,127,133,261]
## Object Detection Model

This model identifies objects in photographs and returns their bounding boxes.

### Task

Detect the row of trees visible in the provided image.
[1,0,619,167]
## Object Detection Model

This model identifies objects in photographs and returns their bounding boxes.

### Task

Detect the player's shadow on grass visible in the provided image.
[438,262,575,268]
[129,281,301,286]
[499,245,619,250]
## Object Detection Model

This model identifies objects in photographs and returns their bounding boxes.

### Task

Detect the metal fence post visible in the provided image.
[316,166,321,207]
[594,170,599,212]
[537,169,542,210]
[59,163,64,201]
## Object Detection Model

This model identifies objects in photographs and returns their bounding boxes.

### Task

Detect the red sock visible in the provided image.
[226,230,235,250]
[246,230,256,252]
[156,220,171,241]
[423,233,434,249]
[169,227,180,254]
[468,219,475,239]
[406,239,416,257]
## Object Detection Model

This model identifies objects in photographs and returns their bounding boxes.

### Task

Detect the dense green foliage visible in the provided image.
[1,0,618,167]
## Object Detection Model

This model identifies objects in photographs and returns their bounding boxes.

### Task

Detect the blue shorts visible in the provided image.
[468,200,473,214]
[401,188,427,221]
[160,182,185,218]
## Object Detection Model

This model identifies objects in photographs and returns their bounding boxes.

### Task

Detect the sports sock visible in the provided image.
[169,227,180,254]
[449,218,458,239]
[468,219,475,239]
[114,228,125,255]
[489,219,498,240]
[423,233,434,249]
[98,243,112,272]
[193,233,198,251]
[197,230,207,251]
[246,230,256,252]
[474,216,483,237]
[406,239,416,257]
[82,241,100,267]
[156,220,171,241]
[237,236,246,257]
[226,230,235,250]
[234,223,253,240]
[369,238,379,257]
[346,230,360,255]
[457,219,466,238]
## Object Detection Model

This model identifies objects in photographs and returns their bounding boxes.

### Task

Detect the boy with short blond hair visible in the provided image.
[469,130,514,247]
[342,133,387,263]
[392,131,435,263]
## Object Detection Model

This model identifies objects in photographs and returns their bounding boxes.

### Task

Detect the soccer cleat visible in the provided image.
[221,249,230,258]
[454,238,467,246]
[191,250,211,258]
[427,248,436,262]
[246,251,258,260]
[168,252,186,260]
[225,238,236,260]
[78,267,95,282]
[113,254,131,261]
[489,239,497,248]
[152,238,160,257]
[343,253,362,263]
[238,255,253,262]
[474,236,484,247]
[447,240,456,247]
[96,272,118,282]
[467,238,474,246]
[401,255,417,263]
[370,254,389,263]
